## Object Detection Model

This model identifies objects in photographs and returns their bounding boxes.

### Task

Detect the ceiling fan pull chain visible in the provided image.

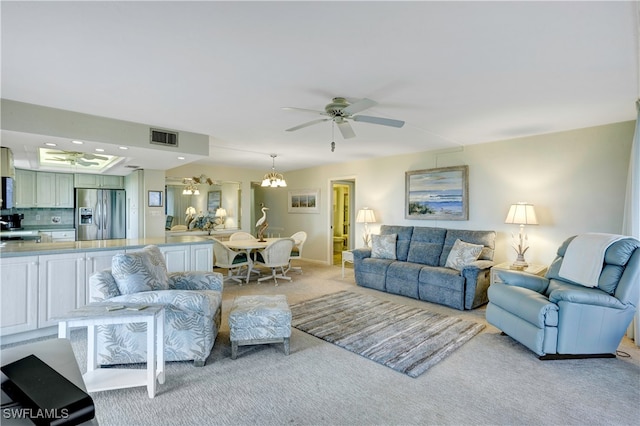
[331,121,336,152]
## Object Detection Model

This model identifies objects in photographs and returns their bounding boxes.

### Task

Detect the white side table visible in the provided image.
[490,262,548,285]
[342,250,354,278]
[57,303,165,398]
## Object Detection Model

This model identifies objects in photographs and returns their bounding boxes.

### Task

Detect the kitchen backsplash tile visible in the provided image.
[17,208,74,227]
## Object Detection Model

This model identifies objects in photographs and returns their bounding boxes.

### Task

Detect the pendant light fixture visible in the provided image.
[261,154,287,187]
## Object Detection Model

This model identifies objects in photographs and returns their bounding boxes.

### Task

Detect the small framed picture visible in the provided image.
[148,190,163,207]
[288,188,320,213]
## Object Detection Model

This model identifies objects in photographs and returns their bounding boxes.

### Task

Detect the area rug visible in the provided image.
[290,291,485,378]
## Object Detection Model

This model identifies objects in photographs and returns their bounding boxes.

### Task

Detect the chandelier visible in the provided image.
[261,154,287,187]
[182,178,200,195]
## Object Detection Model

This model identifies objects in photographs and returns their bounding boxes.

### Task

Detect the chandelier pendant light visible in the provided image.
[261,154,287,187]
[182,178,200,195]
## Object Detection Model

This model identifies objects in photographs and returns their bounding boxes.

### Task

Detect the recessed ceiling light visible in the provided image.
[119,146,128,150]
[45,142,57,147]
[177,156,185,160]
[71,140,84,145]
[95,148,105,152]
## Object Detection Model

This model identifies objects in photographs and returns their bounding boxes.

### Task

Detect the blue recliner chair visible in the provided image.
[486,235,639,359]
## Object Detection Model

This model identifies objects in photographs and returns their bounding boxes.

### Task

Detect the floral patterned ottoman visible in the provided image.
[228,295,291,359]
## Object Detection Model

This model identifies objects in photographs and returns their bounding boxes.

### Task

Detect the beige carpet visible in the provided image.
[4,261,640,425]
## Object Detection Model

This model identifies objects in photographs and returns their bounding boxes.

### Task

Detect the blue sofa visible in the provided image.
[353,225,496,310]
[486,235,640,359]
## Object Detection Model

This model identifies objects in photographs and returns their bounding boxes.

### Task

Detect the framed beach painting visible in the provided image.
[405,166,469,220]
[288,188,320,213]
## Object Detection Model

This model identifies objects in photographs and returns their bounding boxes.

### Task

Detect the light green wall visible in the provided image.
[258,121,634,265]
[169,121,633,266]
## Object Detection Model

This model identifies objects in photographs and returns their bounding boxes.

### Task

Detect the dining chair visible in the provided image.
[212,238,250,284]
[229,231,258,241]
[255,238,295,286]
[287,231,307,274]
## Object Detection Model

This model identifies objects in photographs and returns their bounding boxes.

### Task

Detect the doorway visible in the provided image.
[331,179,355,265]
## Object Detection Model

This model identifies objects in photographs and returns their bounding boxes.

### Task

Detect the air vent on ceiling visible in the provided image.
[150,128,179,147]
[125,165,142,169]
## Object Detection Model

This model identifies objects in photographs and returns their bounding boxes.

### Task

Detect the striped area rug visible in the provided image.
[290,291,485,378]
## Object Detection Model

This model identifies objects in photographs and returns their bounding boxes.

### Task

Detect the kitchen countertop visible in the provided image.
[0,235,213,258]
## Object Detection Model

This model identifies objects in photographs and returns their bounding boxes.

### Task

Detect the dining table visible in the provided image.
[222,238,282,283]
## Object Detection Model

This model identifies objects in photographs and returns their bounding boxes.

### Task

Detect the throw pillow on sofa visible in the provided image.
[371,233,397,260]
[445,239,483,271]
[112,245,169,294]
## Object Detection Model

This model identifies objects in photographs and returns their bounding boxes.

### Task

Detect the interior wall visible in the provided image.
[276,120,634,265]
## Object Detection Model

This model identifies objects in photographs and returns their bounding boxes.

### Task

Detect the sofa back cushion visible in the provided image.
[380,225,414,261]
[439,229,496,267]
[112,245,169,295]
[407,227,446,266]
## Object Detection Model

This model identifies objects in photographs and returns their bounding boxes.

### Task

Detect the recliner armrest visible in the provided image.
[462,260,494,273]
[169,271,224,292]
[549,288,626,309]
[497,270,549,294]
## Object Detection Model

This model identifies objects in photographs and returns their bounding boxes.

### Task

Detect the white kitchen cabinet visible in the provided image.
[74,173,124,189]
[0,256,38,336]
[38,252,86,328]
[191,243,213,271]
[14,168,36,208]
[157,245,190,272]
[36,172,74,208]
[39,229,76,243]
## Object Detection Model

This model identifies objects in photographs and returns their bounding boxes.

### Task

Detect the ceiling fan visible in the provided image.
[284,97,405,141]
[46,150,109,167]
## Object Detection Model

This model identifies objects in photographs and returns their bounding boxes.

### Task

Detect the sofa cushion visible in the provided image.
[439,229,496,266]
[111,245,169,295]
[380,225,413,261]
[445,239,483,271]
[407,227,446,266]
[371,233,397,260]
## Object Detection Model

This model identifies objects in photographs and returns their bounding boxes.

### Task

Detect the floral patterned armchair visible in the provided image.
[89,245,223,367]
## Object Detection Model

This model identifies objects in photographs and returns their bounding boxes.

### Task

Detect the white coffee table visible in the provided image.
[57,303,165,398]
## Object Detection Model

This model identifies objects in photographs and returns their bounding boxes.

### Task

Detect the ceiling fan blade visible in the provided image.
[353,115,405,128]
[336,120,356,139]
[286,118,330,132]
[50,157,68,161]
[282,107,327,115]
[77,159,99,166]
[342,98,377,115]
[82,153,108,160]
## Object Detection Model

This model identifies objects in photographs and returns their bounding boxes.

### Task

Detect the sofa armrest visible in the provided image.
[352,248,372,260]
[89,270,120,302]
[109,290,217,317]
[497,270,549,294]
[549,288,626,309]
[169,271,224,292]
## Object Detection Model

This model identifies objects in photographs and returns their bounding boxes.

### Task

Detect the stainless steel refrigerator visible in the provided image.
[76,188,126,241]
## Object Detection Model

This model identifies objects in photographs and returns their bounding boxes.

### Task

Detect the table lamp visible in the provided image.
[356,207,376,247]
[504,202,538,269]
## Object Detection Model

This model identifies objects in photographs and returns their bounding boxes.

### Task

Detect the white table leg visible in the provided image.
[245,249,253,283]
[58,321,68,339]
[146,316,156,398]
[87,325,97,372]
[156,309,165,385]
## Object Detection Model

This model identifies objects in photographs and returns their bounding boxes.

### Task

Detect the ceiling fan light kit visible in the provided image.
[284,97,405,151]
[261,154,287,188]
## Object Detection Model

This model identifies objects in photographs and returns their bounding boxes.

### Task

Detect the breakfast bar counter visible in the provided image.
[0,235,211,258]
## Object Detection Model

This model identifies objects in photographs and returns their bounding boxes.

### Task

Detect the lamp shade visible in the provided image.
[215,208,227,218]
[356,208,376,224]
[504,203,538,225]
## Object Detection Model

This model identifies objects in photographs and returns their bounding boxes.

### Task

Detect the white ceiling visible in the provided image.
[1,1,638,175]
